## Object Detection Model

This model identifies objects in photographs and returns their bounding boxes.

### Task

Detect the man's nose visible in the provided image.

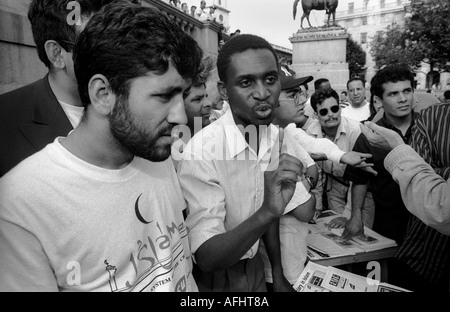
[168,95,188,125]
[398,92,407,102]
[253,81,270,100]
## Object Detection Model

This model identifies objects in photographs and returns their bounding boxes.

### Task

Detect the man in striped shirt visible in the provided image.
[395,103,450,291]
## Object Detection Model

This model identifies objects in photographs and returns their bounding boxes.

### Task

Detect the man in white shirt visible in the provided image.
[307,88,375,228]
[178,34,303,292]
[0,3,202,292]
[195,0,207,20]
[341,77,371,122]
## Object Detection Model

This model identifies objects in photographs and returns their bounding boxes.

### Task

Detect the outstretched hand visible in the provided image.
[360,122,404,151]
[341,151,378,176]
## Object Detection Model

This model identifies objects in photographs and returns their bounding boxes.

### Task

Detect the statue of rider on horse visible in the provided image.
[293,0,339,29]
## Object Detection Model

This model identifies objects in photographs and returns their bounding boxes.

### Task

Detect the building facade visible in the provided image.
[334,0,411,85]
[0,0,228,94]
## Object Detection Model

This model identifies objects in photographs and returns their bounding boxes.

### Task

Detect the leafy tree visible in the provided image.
[347,35,366,78]
[369,24,424,70]
[370,0,450,72]
[405,0,450,71]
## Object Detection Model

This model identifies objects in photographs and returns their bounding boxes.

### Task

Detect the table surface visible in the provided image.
[310,246,398,267]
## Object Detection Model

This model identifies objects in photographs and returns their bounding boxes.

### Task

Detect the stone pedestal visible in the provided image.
[289,26,349,91]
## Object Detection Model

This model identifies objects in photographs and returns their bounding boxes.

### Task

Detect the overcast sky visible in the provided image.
[183,0,327,50]
[227,0,326,49]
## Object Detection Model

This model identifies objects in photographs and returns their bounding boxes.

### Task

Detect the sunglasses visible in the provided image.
[318,105,340,117]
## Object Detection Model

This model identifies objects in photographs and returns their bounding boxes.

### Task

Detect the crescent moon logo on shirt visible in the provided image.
[135,193,153,224]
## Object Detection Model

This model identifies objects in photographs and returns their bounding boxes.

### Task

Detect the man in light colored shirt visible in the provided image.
[0,3,202,292]
[195,0,207,20]
[306,88,375,222]
[341,77,371,122]
[178,34,303,292]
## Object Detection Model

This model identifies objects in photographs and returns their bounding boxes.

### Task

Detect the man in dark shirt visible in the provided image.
[342,65,418,290]
[0,0,117,177]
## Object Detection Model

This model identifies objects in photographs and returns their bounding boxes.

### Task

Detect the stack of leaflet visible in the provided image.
[306,210,397,259]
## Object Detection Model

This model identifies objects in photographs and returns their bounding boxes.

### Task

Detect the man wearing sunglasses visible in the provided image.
[305,89,375,227]
[0,0,118,177]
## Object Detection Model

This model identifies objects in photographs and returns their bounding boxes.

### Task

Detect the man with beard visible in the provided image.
[0,3,202,292]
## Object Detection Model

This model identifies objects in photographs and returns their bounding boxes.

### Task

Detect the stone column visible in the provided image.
[289,26,349,91]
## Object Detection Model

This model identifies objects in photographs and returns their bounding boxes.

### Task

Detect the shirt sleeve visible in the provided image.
[384,144,450,235]
[412,111,450,180]
[284,130,315,168]
[0,210,59,291]
[289,127,345,164]
[177,157,227,255]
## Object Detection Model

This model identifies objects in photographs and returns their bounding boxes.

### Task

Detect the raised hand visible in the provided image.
[263,128,303,217]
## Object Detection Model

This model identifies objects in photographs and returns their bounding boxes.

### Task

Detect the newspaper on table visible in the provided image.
[294,261,411,292]
[305,210,397,259]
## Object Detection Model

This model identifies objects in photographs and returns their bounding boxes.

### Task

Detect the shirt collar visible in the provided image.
[379,112,416,143]
[307,117,349,140]
[222,110,279,160]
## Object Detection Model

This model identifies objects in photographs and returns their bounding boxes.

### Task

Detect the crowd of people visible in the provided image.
[168,0,218,22]
[0,0,449,292]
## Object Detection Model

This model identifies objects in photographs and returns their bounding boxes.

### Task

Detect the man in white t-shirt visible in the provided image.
[195,0,207,20]
[0,3,203,292]
[341,77,371,122]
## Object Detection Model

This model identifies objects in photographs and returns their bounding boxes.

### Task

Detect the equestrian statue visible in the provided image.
[293,0,339,29]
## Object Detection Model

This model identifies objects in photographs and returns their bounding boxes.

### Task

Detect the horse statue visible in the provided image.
[293,0,339,29]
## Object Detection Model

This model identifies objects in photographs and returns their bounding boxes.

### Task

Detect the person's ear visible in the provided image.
[217,81,228,101]
[88,74,116,116]
[44,40,66,69]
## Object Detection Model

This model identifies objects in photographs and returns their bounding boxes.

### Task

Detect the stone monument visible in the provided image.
[289,25,350,91]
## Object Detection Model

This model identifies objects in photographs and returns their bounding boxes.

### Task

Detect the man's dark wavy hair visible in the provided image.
[311,88,340,112]
[370,65,414,99]
[28,0,117,68]
[217,34,278,84]
[74,2,203,106]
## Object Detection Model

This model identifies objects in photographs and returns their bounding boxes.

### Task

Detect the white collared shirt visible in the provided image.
[306,116,361,177]
[178,109,313,260]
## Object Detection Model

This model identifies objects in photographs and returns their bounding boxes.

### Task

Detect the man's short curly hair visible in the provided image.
[370,65,414,99]
[217,34,278,84]
[28,0,117,68]
[74,2,203,106]
[310,88,340,112]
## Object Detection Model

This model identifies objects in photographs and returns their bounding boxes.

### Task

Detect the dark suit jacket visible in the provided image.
[0,75,73,177]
